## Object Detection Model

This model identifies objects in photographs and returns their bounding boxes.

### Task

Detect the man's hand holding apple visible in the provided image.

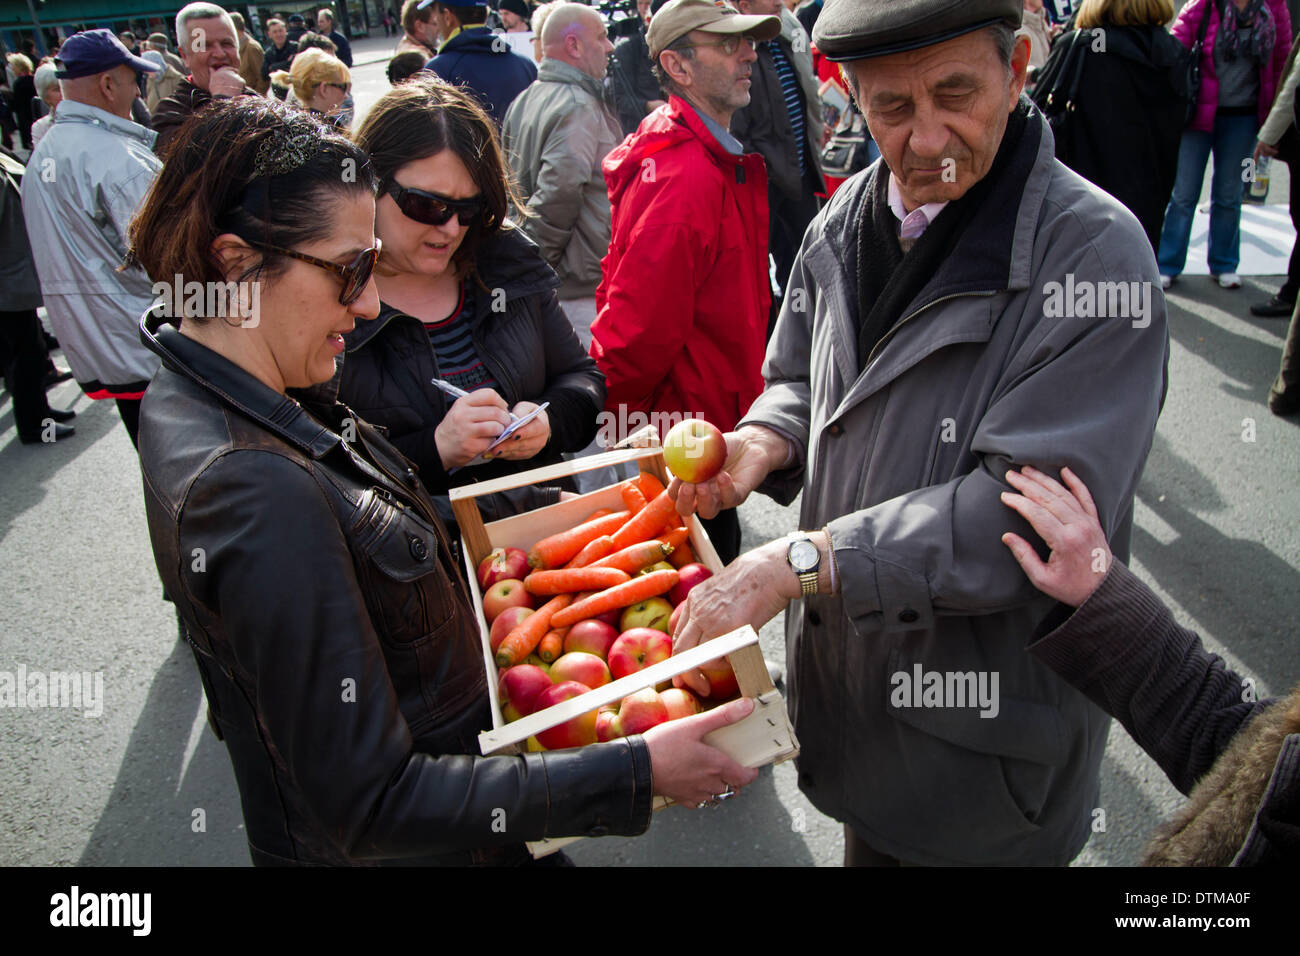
[667,424,791,520]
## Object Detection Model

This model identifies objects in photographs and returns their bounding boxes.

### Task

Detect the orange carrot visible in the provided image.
[609,490,678,550]
[634,471,667,501]
[669,541,696,568]
[496,595,573,667]
[586,508,615,520]
[538,627,568,663]
[551,569,679,629]
[524,566,631,596]
[620,482,648,515]
[528,510,631,570]
[591,540,673,575]
[657,527,690,551]
[563,535,616,569]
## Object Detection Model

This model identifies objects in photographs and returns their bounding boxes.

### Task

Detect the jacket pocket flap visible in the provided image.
[351,487,440,582]
[885,647,1068,767]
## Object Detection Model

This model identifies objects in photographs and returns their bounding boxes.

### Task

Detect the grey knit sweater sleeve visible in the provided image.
[1027,561,1272,795]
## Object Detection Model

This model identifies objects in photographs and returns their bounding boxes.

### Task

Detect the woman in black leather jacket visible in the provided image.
[341,76,604,524]
[126,98,756,866]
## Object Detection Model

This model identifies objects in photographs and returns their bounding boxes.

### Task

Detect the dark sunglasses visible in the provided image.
[244,239,381,306]
[384,180,485,227]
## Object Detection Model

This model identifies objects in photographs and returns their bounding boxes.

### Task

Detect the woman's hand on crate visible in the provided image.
[435,389,513,468]
[668,425,791,520]
[642,697,760,807]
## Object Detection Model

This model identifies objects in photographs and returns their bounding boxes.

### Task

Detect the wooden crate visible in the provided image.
[448,439,799,855]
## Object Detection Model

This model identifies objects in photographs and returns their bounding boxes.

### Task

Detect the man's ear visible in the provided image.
[1008,33,1031,104]
[659,50,690,87]
[210,234,262,283]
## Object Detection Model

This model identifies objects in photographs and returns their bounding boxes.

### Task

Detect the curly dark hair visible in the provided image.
[127,97,375,321]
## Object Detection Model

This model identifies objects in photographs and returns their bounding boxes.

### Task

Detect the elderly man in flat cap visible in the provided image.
[669,0,1170,865]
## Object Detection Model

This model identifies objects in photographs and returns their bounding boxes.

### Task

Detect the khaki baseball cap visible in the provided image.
[648,0,781,60]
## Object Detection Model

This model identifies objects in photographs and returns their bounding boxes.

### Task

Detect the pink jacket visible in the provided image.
[1174,0,1293,132]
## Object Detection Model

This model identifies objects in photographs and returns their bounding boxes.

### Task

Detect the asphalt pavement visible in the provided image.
[0,37,1296,867]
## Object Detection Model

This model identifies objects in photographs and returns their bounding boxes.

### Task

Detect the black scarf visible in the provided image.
[854,99,1038,371]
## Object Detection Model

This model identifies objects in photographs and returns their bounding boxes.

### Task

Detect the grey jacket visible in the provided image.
[740,108,1170,865]
[20,101,162,396]
[502,58,622,299]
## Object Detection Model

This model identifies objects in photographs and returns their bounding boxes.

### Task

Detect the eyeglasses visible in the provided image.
[243,239,382,306]
[384,180,485,227]
[325,81,350,94]
[680,35,757,56]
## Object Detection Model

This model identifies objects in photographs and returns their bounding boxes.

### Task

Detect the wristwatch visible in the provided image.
[787,536,821,597]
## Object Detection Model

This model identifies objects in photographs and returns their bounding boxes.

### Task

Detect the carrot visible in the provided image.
[634,471,667,501]
[620,482,648,515]
[586,508,615,520]
[591,540,673,574]
[564,535,616,569]
[609,490,678,550]
[496,595,573,667]
[669,541,696,568]
[524,566,631,596]
[528,510,631,570]
[538,627,568,663]
[551,569,679,629]
[657,527,690,551]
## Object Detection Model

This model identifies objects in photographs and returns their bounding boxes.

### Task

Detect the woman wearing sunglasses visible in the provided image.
[127,99,756,866]
[269,47,352,128]
[341,76,605,523]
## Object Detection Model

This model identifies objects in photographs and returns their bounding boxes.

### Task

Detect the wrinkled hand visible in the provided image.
[1000,466,1112,608]
[1254,141,1279,162]
[643,697,760,807]
[668,425,787,521]
[434,389,512,469]
[209,67,246,98]
[671,538,798,696]
[491,401,550,461]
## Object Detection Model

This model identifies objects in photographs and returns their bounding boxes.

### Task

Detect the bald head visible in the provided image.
[540,2,612,79]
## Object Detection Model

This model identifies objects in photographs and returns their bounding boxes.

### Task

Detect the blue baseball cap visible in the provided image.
[54,28,163,79]
[417,1,488,11]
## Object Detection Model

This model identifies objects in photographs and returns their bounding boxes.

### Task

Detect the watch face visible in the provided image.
[789,539,819,572]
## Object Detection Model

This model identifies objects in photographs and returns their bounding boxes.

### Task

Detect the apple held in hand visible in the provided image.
[564,619,619,659]
[482,578,535,624]
[608,627,673,680]
[534,681,600,749]
[669,563,713,606]
[477,547,530,591]
[620,596,673,634]
[663,419,727,484]
[489,605,533,654]
[596,688,671,741]
[700,656,739,700]
[549,651,611,689]
[498,664,554,722]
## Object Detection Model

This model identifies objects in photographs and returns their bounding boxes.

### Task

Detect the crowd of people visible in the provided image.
[0,0,1296,868]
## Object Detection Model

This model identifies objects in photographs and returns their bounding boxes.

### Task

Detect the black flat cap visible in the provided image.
[814,0,1023,62]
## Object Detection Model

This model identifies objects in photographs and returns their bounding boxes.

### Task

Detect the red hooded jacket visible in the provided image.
[590,95,770,436]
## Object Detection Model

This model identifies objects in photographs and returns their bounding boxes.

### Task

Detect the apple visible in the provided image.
[639,561,676,575]
[477,547,529,591]
[608,627,673,680]
[482,578,534,624]
[595,706,619,742]
[564,619,619,659]
[663,419,727,484]
[489,605,533,654]
[659,687,702,721]
[534,681,600,749]
[498,664,554,722]
[669,562,713,606]
[594,607,622,628]
[548,651,611,689]
[597,688,670,740]
[523,653,551,671]
[620,596,673,634]
[700,656,739,699]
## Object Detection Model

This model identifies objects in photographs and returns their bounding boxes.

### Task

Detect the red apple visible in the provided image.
[548,651,611,689]
[482,578,534,624]
[659,687,702,721]
[595,707,619,742]
[608,627,673,680]
[477,547,530,591]
[489,606,533,654]
[620,596,673,634]
[669,562,713,606]
[534,681,600,749]
[596,689,671,740]
[663,419,727,484]
[498,664,554,722]
[700,656,739,699]
[564,619,619,660]
[595,607,622,628]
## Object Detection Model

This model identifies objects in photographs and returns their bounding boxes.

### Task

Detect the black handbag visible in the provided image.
[1031,28,1092,158]
[1184,0,1215,126]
